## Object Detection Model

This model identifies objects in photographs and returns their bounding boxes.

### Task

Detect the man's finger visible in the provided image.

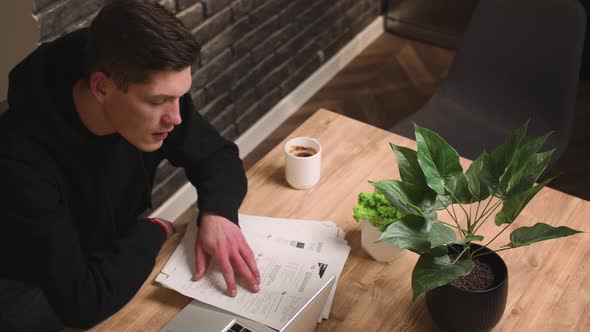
[231,253,259,293]
[217,245,237,297]
[240,245,261,285]
[193,239,208,281]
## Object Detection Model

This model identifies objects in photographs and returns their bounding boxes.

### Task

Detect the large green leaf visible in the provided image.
[498,133,551,197]
[495,177,553,225]
[428,222,484,248]
[411,255,475,299]
[414,125,464,196]
[373,180,448,221]
[391,144,427,188]
[503,149,554,198]
[486,121,529,193]
[372,180,422,216]
[465,151,491,201]
[445,173,472,204]
[428,222,457,248]
[504,223,583,248]
[378,215,432,254]
[419,193,451,222]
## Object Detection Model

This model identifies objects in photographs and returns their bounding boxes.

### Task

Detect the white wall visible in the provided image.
[0,2,39,101]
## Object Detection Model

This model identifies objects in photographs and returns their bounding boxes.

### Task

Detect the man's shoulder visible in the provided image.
[0,111,57,171]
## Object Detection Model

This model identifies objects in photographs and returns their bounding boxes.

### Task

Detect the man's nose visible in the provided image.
[164,99,182,126]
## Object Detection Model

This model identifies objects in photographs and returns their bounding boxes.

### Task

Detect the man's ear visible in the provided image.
[89,72,111,103]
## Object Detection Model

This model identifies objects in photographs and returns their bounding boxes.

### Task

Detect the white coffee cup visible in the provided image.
[284,137,322,190]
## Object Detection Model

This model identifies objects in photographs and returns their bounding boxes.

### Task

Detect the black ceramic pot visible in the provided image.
[426,244,508,332]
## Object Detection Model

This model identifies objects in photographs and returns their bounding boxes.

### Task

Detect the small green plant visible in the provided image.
[353,191,404,232]
[372,121,582,299]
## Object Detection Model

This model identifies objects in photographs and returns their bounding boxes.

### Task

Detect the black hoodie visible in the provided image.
[0,29,247,328]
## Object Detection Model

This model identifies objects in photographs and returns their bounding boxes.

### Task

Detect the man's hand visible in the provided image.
[193,212,261,297]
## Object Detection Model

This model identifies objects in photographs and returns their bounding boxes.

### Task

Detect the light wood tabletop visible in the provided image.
[90,109,590,331]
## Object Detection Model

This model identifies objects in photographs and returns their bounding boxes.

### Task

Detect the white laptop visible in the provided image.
[161,275,336,332]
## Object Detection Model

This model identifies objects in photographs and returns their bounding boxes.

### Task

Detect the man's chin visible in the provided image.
[132,140,163,152]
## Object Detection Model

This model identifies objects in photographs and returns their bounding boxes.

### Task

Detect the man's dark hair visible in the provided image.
[84,0,199,90]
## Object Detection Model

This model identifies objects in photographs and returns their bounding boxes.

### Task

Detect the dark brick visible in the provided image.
[323,27,353,60]
[313,7,353,50]
[155,159,175,180]
[319,0,355,24]
[233,16,280,59]
[201,0,233,16]
[342,0,364,26]
[249,0,280,26]
[192,7,232,45]
[293,39,320,68]
[233,88,257,114]
[368,0,382,16]
[351,5,378,36]
[153,161,181,191]
[205,54,253,100]
[255,59,295,98]
[258,88,282,113]
[199,93,232,120]
[221,124,239,141]
[295,0,331,28]
[250,23,298,63]
[190,53,202,73]
[151,168,188,211]
[232,53,278,96]
[200,17,253,63]
[231,0,266,20]
[192,48,232,88]
[280,53,322,95]
[62,11,96,35]
[275,28,309,64]
[37,0,102,41]
[33,0,55,14]
[177,3,205,29]
[211,104,236,132]
[190,88,207,109]
[178,0,200,11]
[236,102,260,133]
[278,0,312,26]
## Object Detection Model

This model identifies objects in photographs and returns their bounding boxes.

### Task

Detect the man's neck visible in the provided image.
[72,80,116,136]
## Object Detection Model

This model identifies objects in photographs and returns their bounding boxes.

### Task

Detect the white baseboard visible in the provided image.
[151,16,385,222]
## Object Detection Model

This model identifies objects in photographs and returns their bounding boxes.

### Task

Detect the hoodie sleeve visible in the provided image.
[162,94,247,225]
[0,158,167,328]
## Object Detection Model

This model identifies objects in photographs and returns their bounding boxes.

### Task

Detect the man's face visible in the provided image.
[102,67,192,152]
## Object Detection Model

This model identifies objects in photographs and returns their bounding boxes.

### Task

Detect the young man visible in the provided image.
[0,0,260,330]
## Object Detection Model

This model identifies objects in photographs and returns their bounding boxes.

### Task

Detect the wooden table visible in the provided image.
[90,109,590,331]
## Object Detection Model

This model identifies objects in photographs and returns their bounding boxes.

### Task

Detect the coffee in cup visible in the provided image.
[288,145,317,158]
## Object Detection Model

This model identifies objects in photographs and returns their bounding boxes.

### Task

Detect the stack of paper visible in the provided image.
[156,214,351,330]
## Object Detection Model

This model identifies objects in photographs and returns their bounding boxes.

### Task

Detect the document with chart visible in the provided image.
[156,214,350,330]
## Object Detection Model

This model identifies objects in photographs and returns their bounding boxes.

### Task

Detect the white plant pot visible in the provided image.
[361,220,404,262]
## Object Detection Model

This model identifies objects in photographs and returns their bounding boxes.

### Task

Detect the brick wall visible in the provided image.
[32,0,382,209]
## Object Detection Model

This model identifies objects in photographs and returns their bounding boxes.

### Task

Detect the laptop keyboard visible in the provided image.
[227,322,252,332]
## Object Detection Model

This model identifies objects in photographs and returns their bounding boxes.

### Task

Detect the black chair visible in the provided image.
[391,0,586,170]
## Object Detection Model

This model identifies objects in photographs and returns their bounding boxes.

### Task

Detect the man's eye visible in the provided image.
[149,100,165,106]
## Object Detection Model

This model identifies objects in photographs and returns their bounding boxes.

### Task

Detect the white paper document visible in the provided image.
[157,214,350,330]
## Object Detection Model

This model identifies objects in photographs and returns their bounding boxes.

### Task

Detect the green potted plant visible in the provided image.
[371,122,582,331]
[353,192,405,261]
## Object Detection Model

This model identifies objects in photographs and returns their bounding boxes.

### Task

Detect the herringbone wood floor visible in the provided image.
[243,32,590,201]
